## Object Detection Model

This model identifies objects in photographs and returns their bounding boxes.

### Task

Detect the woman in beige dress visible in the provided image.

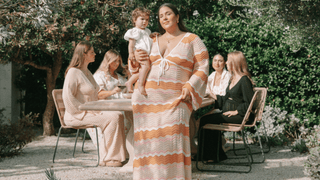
[62,41,126,167]
[87,50,133,151]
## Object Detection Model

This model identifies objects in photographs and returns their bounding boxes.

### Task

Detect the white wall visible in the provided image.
[0,62,22,124]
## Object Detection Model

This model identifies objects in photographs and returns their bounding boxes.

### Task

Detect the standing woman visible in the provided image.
[62,41,126,167]
[197,51,255,162]
[132,3,209,179]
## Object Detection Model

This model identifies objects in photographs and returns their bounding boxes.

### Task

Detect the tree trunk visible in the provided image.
[42,68,56,136]
[42,92,56,136]
[42,51,63,136]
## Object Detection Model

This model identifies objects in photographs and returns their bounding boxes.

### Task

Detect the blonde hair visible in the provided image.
[131,7,150,27]
[95,49,127,81]
[65,41,92,77]
[227,51,255,85]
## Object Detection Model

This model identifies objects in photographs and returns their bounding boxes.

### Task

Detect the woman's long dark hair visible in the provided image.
[157,3,190,34]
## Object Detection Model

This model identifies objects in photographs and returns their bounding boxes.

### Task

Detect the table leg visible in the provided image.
[119,121,134,172]
[189,111,199,155]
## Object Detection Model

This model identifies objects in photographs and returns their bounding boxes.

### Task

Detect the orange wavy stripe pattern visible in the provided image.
[134,123,189,141]
[133,153,191,167]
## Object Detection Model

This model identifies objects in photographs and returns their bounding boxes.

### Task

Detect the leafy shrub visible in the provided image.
[250,105,308,147]
[304,147,320,179]
[0,109,39,157]
[291,138,308,153]
[185,12,320,129]
[304,125,320,179]
[306,125,320,148]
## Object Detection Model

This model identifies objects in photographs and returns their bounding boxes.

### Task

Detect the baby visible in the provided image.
[124,7,157,95]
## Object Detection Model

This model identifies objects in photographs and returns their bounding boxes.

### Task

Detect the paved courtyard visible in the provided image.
[0,133,311,180]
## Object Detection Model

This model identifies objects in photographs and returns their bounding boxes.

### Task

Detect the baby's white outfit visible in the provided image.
[124,27,152,54]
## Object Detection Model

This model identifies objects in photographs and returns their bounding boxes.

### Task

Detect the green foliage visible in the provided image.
[304,125,320,179]
[304,146,320,179]
[0,0,135,134]
[291,138,308,153]
[185,11,320,129]
[1,0,319,135]
[0,109,39,157]
[306,125,320,148]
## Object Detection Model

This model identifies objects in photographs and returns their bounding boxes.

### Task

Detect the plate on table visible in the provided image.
[122,93,132,99]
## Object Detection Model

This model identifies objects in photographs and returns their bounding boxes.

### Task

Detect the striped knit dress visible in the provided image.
[132,33,209,180]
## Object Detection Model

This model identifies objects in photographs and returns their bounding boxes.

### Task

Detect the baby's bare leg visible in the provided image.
[137,60,150,96]
[125,73,139,93]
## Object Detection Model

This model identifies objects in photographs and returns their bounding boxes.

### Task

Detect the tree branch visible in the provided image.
[40,45,54,58]
[228,8,236,16]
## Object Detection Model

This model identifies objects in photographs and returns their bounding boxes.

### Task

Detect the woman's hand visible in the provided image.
[98,87,121,99]
[128,53,137,65]
[112,87,122,94]
[150,32,160,38]
[181,88,191,102]
[223,110,238,117]
[134,49,149,65]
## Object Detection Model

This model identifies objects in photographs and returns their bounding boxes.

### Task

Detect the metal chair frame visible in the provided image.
[195,90,259,173]
[226,87,269,164]
[52,89,100,167]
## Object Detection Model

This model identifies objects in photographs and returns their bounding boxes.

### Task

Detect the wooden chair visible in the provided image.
[195,90,259,173]
[52,89,100,167]
[225,87,269,163]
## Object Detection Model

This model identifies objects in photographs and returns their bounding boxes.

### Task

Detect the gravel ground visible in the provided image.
[0,133,311,180]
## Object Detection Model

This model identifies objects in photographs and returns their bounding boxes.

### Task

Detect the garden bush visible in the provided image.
[304,125,320,179]
[186,12,320,129]
[0,109,39,158]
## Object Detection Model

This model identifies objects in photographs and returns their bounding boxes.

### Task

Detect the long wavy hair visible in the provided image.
[65,41,92,77]
[95,49,127,81]
[227,51,255,85]
[157,3,190,34]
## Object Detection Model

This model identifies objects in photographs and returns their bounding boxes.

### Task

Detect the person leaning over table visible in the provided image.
[62,41,126,167]
[86,49,132,146]
[131,3,209,179]
[195,51,255,163]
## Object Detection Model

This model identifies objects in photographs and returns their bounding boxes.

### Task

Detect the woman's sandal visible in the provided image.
[105,160,122,167]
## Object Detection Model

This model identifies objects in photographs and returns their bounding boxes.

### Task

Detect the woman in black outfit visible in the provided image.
[196,51,255,162]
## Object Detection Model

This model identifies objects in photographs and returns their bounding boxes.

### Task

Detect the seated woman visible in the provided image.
[196,51,255,162]
[86,49,133,158]
[62,41,126,167]
[205,54,231,112]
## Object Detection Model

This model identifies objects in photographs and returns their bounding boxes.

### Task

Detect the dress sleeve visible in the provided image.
[237,76,254,116]
[124,28,141,41]
[205,72,214,96]
[93,71,107,92]
[182,35,209,110]
[62,68,86,120]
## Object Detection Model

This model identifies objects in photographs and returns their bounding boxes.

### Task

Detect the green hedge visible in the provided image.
[186,15,320,127]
